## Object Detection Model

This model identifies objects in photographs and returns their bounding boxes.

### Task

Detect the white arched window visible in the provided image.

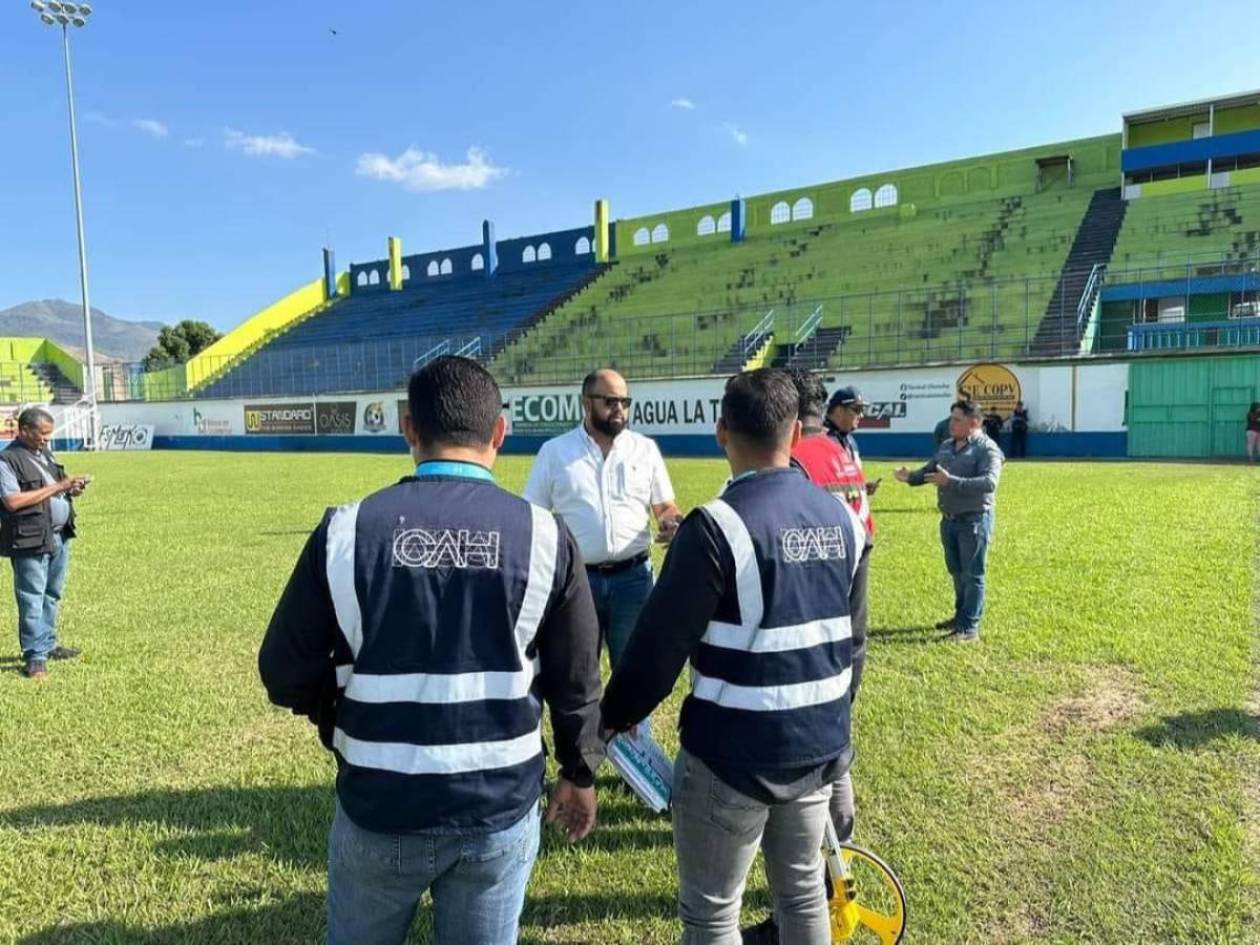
[850,188,873,212]
[369,269,381,285]
[356,271,368,287]
[471,253,485,271]
[770,201,791,224]
[402,264,411,281]
[792,197,814,221]
[537,242,552,261]
[874,184,898,208]
[522,245,536,263]
[575,236,591,254]
[427,260,440,277]
[717,211,732,233]
[697,215,716,236]
[651,223,669,243]
[633,227,651,246]
[440,258,453,275]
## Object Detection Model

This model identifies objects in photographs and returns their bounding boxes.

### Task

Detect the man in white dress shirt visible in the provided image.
[523,369,682,672]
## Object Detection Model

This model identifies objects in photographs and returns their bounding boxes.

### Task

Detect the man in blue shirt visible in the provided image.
[894,399,1003,643]
[260,357,604,945]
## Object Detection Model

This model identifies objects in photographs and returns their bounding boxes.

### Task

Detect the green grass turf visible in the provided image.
[0,451,1256,944]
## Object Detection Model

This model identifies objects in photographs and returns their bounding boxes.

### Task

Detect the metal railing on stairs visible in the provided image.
[1076,263,1105,335]
[791,304,824,356]
[741,308,775,359]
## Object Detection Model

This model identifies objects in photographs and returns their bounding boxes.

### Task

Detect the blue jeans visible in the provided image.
[327,801,540,945]
[586,561,653,669]
[939,511,994,635]
[13,534,71,661]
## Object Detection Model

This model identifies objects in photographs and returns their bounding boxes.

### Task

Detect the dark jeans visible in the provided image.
[849,546,870,702]
[939,510,995,635]
[1010,427,1028,458]
[586,561,653,669]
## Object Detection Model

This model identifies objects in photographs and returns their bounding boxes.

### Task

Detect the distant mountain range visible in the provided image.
[0,299,165,362]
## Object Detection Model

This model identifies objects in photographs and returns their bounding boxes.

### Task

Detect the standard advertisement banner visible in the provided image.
[315,401,357,435]
[99,424,154,450]
[244,403,315,435]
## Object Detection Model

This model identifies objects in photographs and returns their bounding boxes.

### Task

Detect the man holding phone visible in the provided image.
[0,406,89,679]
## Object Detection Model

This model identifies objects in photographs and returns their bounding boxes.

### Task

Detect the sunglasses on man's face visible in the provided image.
[589,395,632,409]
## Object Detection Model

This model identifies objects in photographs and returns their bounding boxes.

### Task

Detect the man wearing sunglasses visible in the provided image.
[524,369,682,685]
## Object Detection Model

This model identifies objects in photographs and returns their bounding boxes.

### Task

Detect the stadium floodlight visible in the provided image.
[30,0,100,447]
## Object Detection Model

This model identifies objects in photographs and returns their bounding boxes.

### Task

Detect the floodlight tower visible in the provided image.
[31,0,99,448]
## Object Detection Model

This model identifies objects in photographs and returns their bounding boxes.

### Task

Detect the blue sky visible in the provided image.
[2,0,1258,333]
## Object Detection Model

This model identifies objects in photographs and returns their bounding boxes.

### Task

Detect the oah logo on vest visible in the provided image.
[957,363,1021,418]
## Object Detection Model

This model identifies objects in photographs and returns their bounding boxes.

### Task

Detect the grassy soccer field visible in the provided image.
[0,451,1256,945]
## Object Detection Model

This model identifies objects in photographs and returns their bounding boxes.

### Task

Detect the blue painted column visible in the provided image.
[482,220,498,278]
[322,247,338,298]
[731,196,747,243]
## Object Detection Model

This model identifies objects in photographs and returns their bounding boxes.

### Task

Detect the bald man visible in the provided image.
[524,369,681,676]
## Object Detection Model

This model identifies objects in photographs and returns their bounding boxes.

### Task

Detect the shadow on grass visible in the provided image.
[1134,708,1260,750]
[0,780,674,866]
[20,893,326,945]
[0,784,334,870]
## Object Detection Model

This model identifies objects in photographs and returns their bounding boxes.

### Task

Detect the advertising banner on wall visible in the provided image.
[315,401,357,435]
[99,424,155,450]
[97,358,1129,454]
[244,403,316,435]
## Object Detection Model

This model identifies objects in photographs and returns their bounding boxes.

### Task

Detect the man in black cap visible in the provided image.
[820,387,877,696]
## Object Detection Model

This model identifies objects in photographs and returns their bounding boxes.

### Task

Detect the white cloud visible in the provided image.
[132,118,169,139]
[671,97,696,110]
[723,122,749,147]
[224,128,315,159]
[355,146,506,193]
[84,111,118,127]
[183,138,205,149]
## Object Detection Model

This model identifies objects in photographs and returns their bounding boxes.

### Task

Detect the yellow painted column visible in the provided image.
[594,199,610,263]
[388,236,403,290]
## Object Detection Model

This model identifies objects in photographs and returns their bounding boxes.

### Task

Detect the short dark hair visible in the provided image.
[951,399,983,419]
[785,368,827,422]
[721,369,799,450]
[18,407,54,431]
[408,356,502,448]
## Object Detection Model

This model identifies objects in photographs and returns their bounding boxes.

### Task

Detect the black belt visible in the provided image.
[586,551,649,575]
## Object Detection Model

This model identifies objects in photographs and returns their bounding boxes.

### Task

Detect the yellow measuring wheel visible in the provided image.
[823,819,907,944]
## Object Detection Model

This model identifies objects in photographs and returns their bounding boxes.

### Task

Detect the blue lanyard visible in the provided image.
[414,460,495,482]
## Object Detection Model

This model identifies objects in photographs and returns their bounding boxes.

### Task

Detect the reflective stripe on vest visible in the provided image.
[326,502,558,776]
[691,497,854,712]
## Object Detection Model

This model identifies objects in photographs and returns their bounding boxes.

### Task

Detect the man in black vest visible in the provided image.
[0,407,88,679]
[603,369,865,945]
[259,356,605,945]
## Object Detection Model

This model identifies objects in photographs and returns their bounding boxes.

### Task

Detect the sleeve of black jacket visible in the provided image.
[258,510,344,747]
[534,520,606,787]
[601,508,727,733]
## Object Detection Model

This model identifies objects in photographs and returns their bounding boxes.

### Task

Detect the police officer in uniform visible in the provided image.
[260,356,605,945]
[602,369,865,945]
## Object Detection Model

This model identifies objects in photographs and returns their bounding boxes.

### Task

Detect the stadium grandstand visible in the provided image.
[7,91,1260,455]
